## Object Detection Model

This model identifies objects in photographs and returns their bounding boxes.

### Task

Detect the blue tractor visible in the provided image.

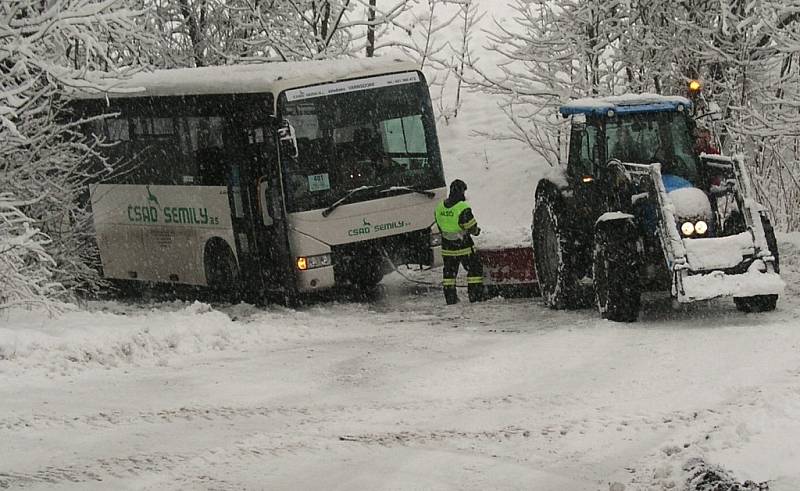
[531,94,784,322]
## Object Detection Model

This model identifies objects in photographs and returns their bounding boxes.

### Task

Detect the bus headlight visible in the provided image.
[680,221,695,236]
[296,253,332,271]
[430,232,442,247]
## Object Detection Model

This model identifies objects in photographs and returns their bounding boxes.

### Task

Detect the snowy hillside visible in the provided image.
[437,96,545,248]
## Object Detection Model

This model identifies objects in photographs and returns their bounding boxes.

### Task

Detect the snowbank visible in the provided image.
[0,301,359,375]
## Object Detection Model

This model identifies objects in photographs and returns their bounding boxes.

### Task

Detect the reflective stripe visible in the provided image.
[467,276,483,284]
[461,218,477,230]
[442,278,456,287]
[441,247,473,256]
[441,230,467,241]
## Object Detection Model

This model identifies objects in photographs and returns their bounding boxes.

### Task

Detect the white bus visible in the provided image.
[71,58,446,301]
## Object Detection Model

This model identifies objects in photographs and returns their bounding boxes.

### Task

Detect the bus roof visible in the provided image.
[73,57,420,100]
[559,93,692,117]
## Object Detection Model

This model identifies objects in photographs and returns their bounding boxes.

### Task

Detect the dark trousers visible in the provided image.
[442,250,485,305]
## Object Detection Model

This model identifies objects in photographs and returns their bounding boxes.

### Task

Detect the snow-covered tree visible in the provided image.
[465,0,624,165]
[473,0,800,229]
[448,0,482,119]
[142,0,411,66]
[0,195,65,312]
[1,0,154,306]
[679,0,800,230]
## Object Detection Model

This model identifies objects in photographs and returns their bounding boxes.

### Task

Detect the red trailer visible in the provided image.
[478,246,539,298]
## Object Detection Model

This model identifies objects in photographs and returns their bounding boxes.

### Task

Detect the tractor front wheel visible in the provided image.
[734,295,778,313]
[592,223,642,322]
[734,216,780,313]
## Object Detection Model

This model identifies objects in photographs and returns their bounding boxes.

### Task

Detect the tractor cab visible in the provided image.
[531,93,783,322]
[559,95,738,239]
[561,95,701,199]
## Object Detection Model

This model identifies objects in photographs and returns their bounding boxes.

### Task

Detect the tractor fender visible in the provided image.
[594,212,640,248]
[533,168,570,214]
[595,211,635,227]
[533,173,573,234]
[534,167,569,197]
[533,180,562,234]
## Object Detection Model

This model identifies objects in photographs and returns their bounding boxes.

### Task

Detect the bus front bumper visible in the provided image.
[295,265,336,292]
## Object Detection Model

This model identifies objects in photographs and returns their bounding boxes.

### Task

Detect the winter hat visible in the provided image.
[449,179,467,196]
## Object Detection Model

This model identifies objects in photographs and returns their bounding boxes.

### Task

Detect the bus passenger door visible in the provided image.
[236,125,295,297]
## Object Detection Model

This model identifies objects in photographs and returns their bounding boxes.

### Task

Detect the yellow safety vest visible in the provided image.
[435,200,470,234]
[435,201,477,256]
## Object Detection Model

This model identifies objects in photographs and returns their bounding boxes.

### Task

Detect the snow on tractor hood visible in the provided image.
[663,175,713,223]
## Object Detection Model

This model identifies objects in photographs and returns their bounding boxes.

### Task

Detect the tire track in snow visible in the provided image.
[0,438,316,489]
[0,391,564,432]
[3,419,415,490]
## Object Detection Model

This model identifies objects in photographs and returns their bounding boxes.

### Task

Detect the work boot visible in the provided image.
[444,288,459,305]
[467,284,485,303]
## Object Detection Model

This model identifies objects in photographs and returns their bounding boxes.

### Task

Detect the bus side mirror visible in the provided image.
[278,119,299,159]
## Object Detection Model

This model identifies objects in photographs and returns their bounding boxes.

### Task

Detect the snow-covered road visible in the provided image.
[1,235,799,491]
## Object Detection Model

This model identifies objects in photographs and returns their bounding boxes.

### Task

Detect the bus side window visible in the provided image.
[197,146,226,186]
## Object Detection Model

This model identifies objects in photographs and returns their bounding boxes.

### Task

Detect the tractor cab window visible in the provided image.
[606,113,700,185]
[606,123,647,163]
[568,123,600,180]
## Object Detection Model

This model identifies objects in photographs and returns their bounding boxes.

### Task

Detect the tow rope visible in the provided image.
[380,248,470,289]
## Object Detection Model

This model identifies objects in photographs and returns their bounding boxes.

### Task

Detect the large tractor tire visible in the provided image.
[734,215,779,313]
[592,222,642,322]
[204,239,240,302]
[532,192,580,310]
[734,294,778,313]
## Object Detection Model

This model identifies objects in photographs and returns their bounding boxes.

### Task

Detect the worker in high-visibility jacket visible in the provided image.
[434,179,485,305]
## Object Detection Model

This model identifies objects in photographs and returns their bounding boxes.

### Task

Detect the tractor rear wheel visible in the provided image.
[532,193,579,309]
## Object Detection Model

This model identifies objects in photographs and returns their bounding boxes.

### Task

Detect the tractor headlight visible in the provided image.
[296,253,332,271]
[694,220,708,235]
[679,220,710,237]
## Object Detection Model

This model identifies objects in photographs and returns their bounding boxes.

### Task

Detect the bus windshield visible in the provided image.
[278,75,445,213]
[605,112,700,184]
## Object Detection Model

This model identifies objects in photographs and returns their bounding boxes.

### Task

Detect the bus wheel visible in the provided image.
[108,279,144,300]
[281,290,301,308]
[353,257,384,296]
[204,240,240,301]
